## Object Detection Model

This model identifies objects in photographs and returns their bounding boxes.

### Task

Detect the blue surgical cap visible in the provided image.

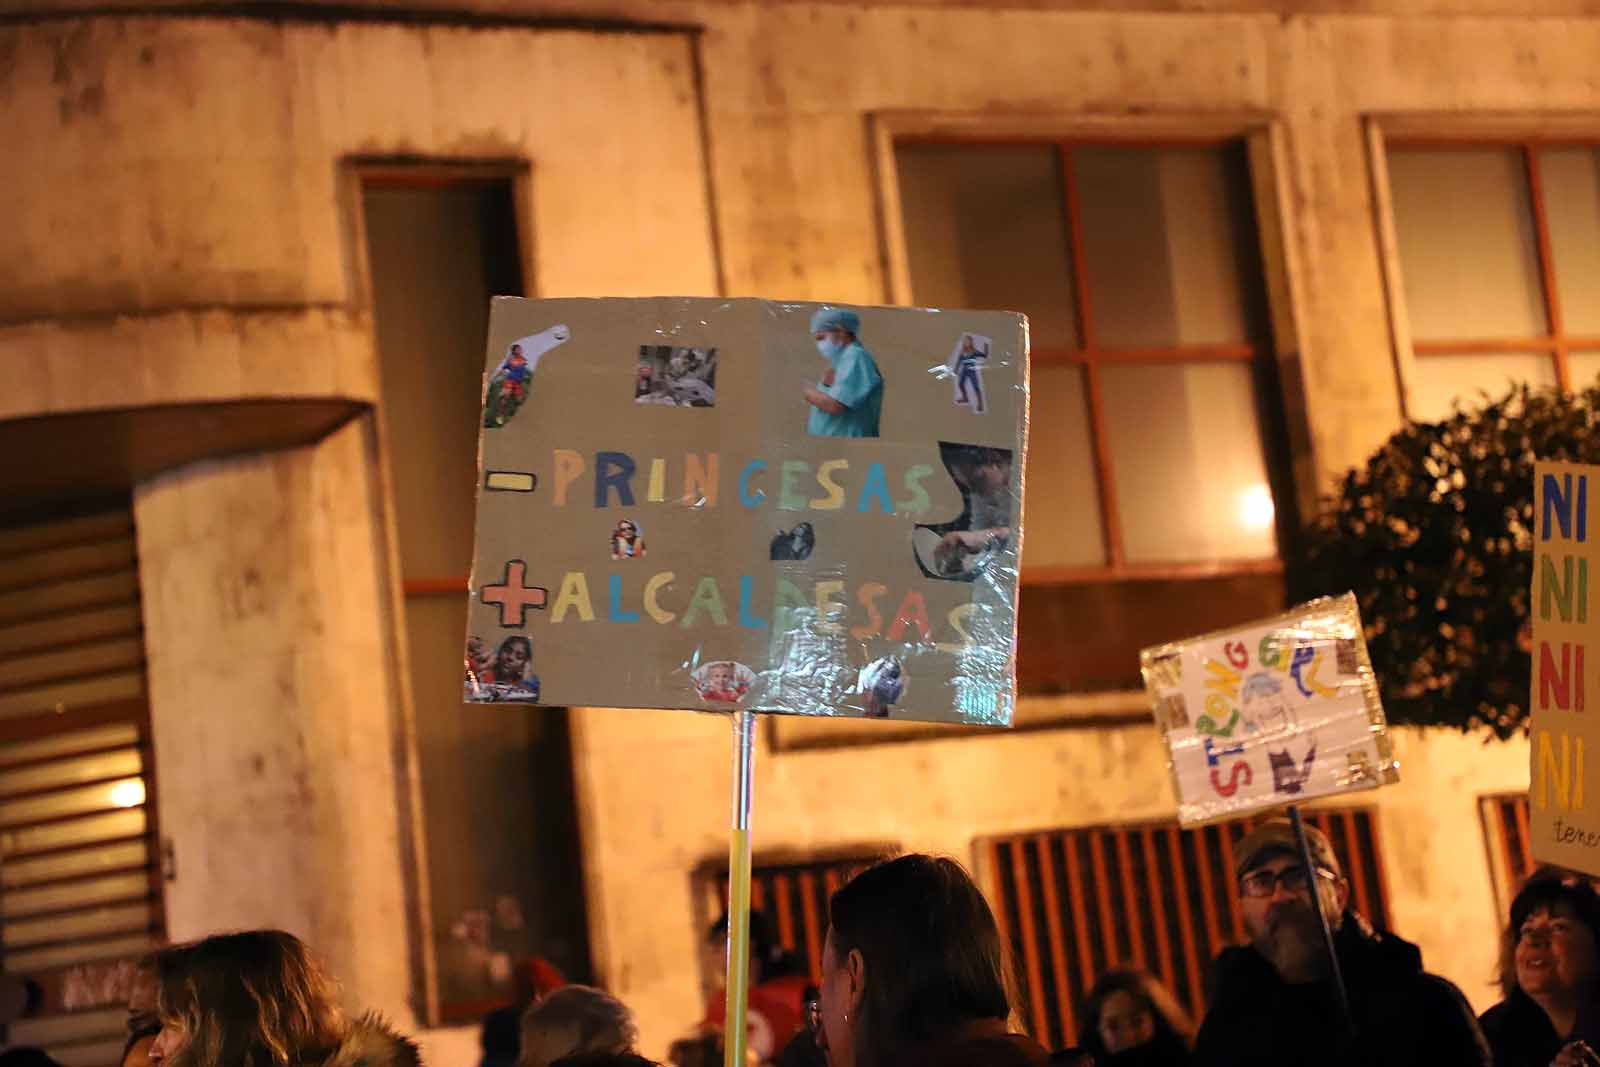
[809,307,860,335]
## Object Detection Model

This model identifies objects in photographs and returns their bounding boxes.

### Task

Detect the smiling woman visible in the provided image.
[1479,871,1600,1067]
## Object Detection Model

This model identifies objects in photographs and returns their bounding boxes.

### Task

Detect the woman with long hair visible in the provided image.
[1077,969,1193,1067]
[813,853,1048,1067]
[147,930,419,1067]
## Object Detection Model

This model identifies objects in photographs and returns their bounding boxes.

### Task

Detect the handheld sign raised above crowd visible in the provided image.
[1531,461,1600,874]
[1140,593,1400,827]
[464,297,1029,725]
[463,296,1028,1067]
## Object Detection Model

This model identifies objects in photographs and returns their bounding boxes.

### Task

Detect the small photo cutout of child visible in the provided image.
[691,661,755,703]
[858,657,905,718]
[634,345,717,407]
[465,634,541,703]
[610,519,647,560]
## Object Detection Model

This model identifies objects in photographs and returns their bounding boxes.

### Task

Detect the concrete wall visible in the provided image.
[4,0,1590,1060]
[134,418,418,1026]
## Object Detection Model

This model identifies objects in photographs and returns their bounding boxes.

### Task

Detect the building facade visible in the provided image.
[3,0,1592,1060]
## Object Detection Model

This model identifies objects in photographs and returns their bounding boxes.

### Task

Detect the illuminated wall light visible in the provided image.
[1237,484,1276,532]
[109,779,146,809]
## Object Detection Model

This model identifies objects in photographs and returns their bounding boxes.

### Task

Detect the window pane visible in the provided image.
[1571,350,1600,389]
[1075,144,1262,349]
[1541,148,1600,337]
[1099,363,1277,563]
[1022,365,1106,569]
[1389,148,1547,340]
[895,143,1079,350]
[1408,353,1557,421]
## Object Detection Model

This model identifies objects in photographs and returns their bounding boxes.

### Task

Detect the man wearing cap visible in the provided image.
[804,307,883,438]
[1192,817,1489,1067]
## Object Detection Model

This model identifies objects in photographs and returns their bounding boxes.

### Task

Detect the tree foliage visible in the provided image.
[1289,383,1600,740]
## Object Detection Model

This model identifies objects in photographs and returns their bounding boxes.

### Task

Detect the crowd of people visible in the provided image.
[12,818,1600,1067]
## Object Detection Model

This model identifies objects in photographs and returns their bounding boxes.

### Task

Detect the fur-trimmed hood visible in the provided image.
[322,1014,422,1067]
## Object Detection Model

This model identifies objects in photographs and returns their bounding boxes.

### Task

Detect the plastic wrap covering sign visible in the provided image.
[1140,593,1399,827]
[464,297,1029,725]
[1530,461,1600,875]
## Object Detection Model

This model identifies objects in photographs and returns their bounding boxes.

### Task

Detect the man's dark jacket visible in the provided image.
[1191,914,1490,1067]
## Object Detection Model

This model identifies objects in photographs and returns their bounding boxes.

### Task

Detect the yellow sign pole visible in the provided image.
[722,710,756,1067]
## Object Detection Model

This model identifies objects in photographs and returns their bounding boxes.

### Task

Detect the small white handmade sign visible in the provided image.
[1140,593,1399,826]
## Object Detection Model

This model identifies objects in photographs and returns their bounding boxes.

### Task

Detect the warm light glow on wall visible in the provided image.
[1237,484,1276,532]
[109,779,146,809]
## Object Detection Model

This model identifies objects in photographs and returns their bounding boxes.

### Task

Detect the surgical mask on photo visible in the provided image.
[816,338,845,359]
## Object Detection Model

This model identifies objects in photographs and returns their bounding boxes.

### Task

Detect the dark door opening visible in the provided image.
[361,170,592,1021]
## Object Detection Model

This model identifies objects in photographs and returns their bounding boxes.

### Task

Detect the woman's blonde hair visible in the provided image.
[154,930,345,1067]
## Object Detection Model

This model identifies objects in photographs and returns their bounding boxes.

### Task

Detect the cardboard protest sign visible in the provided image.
[1140,593,1399,826]
[1530,461,1600,873]
[465,297,1028,724]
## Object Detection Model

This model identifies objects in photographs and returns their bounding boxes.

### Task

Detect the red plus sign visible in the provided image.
[480,560,548,626]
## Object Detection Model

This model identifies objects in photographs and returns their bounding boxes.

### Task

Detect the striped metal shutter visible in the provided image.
[985,808,1392,1050]
[0,508,163,1065]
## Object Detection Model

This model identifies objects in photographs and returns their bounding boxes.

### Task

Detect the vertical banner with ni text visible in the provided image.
[1531,460,1600,873]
